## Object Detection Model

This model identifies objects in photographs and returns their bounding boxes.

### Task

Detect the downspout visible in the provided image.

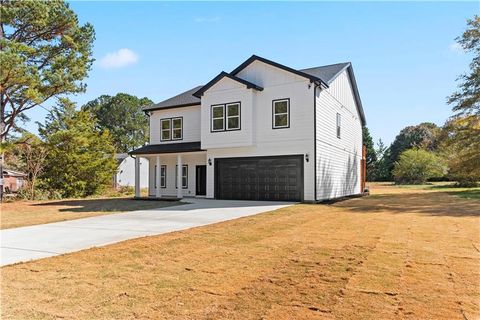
[313,80,324,203]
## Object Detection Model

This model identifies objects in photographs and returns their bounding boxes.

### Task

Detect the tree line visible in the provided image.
[362,17,479,186]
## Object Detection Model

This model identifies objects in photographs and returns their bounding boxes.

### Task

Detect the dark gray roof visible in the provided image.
[300,62,351,85]
[143,86,202,112]
[143,56,364,125]
[129,142,203,155]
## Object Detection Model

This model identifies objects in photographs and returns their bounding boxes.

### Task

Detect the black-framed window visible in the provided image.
[226,103,240,130]
[161,119,171,141]
[336,113,341,139]
[175,165,188,189]
[211,104,225,131]
[211,102,241,132]
[272,99,290,129]
[161,117,183,141]
[160,165,166,188]
[172,117,183,140]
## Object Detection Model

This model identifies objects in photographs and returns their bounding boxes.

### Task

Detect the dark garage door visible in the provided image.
[215,155,303,201]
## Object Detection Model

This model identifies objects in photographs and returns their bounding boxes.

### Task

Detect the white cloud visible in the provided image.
[99,48,138,69]
[194,16,220,23]
[450,42,464,53]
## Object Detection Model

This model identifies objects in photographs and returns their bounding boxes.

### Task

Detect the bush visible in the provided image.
[393,149,447,184]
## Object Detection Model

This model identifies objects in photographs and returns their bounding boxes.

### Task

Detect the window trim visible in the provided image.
[160,165,167,188]
[160,117,183,141]
[226,102,241,131]
[160,118,172,141]
[336,113,341,139]
[171,117,183,140]
[272,98,290,129]
[175,164,188,189]
[210,102,241,132]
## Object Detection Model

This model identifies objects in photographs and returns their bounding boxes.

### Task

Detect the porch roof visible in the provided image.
[129,141,203,155]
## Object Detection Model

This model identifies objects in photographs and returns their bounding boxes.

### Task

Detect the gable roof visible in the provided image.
[144,55,365,125]
[230,55,328,86]
[300,62,351,85]
[193,71,263,98]
[143,85,202,112]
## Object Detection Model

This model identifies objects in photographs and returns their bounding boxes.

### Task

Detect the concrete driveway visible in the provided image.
[1,198,293,266]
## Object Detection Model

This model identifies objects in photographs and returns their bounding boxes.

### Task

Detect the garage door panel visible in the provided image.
[215,156,303,202]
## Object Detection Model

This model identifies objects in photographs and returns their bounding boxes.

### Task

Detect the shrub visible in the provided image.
[393,149,447,184]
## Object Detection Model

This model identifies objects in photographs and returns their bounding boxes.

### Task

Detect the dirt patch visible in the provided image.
[1,185,479,319]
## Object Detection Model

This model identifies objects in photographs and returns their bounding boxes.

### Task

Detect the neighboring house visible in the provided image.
[130,55,366,202]
[2,169,27,193]
[114,153,149,189]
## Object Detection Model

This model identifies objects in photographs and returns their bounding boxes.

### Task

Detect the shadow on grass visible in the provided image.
[334,191,480,217]
[32,198,181,213]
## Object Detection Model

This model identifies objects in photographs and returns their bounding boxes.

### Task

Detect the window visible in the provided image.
[161,117,183,141]
[175,165,188,189]
[160,165,166,188]
[211,105,225,131]
[172,117,183,140]
[211,102,241,132]
[336,113,341,138]
[226,103,240,130]
[161,119,171,141]
[273,99,289,129]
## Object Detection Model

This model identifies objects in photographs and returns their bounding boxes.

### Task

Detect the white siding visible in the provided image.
[315,69,363,200]
[116,157,149,188]
[147,153,206,197]
[149,105,201,144]
[204,61,316,201]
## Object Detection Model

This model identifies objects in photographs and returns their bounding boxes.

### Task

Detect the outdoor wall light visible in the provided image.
[208,158,212,166]
[305,153,309,162]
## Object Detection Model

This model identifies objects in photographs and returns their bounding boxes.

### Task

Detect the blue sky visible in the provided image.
[24,1,478,144]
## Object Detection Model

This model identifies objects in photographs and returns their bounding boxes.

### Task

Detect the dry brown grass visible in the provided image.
[0,197,180,229]
[1,184,479,319]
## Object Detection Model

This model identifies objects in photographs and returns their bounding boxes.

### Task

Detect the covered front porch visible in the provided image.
[129,142,207,200]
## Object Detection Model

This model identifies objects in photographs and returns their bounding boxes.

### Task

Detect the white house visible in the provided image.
[130,55,366,202]
[114,154,149,189]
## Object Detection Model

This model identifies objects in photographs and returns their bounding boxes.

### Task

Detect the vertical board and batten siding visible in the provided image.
[147,153,206,197]
[203,60,316,201]
[316,69,363,200]
[149,105,201,144]
[117,157,149,188]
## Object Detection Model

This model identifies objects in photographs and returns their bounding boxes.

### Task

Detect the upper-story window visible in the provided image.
[336,113,341,138]
[211,102,241,132]
[272,98,290,129]
[160,117,183,141]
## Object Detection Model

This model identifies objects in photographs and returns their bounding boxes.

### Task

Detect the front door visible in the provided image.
[196,165,207,196]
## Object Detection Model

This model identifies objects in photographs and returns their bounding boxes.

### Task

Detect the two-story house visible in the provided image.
[129,55,366,202]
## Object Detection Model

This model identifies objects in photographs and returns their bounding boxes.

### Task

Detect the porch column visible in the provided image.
[135,156,140,198]
[155,155,161,198]
[177,154,183,199]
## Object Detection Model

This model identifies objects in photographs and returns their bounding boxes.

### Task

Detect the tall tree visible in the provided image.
[82,93,152,153]
[39,99,117,198]
[448,15,480,116]
[362,126,377,181]
[0,0,94,198]
[442,16,480,186]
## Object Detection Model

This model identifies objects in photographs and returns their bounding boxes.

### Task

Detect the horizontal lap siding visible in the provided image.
[149,105,201,144]
[205,61,315,201]
[316,70,363,200]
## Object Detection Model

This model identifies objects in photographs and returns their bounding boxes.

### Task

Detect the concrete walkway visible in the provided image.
[1,198,293,266]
